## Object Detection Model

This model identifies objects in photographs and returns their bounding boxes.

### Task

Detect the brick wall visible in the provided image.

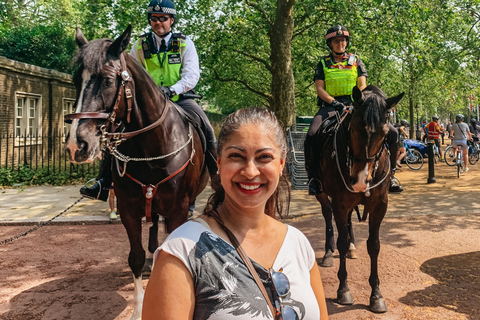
[0,56,76,167]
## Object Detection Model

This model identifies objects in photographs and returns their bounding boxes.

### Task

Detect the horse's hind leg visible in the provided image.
[316,193,335,267]
[122,215,146,320]
[346,210,358,259]
[142,213,160,276]
[367,208,388,313]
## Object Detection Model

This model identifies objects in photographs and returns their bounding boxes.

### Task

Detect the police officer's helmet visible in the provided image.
[148,0,176,25]
[471,118,477,124]
[400,119,409,126]
[456,114,464,122]
[432,115,439,121]
[325,25,350,50]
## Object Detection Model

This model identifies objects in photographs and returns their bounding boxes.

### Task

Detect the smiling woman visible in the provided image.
[143,107,329,320]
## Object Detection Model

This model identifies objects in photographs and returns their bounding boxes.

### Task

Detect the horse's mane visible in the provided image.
[75,39,113,74]
[359,85,388,132]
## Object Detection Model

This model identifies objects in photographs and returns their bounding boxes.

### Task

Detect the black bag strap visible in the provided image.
[209,210,277,319]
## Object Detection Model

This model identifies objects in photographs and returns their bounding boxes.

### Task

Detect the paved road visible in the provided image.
[1,160,479,225]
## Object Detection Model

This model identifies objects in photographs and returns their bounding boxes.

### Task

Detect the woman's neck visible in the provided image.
[216,199,268,236]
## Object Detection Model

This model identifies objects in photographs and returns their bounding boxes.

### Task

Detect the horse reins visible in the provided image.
[333,110,391,196]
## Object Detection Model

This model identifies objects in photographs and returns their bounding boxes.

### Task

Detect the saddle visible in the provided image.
[171,102,207,154]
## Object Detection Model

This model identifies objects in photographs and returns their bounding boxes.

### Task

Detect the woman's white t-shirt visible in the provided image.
[154,219,321,320]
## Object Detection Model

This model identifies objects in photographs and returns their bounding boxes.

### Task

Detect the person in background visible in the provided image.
[450,114,472,172]
[143,107,329,320]
[108,183,117,220]
[397,119,409,168]
[469,118,479,142]
[427,116,445,161]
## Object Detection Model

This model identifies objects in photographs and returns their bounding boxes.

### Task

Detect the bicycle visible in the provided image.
[403,141,424,170]
[445,142,479,166]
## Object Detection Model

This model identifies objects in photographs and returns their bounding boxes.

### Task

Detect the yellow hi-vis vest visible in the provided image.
[321,55,358,97]
[135,32,187,101]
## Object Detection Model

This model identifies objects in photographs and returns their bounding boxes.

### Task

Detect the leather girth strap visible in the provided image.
[209,210,277,319]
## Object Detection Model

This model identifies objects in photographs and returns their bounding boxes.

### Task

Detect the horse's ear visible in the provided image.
[75,28,88,47]
[352,86,363,102]
[108,25,132,57]
[386,92,405,110]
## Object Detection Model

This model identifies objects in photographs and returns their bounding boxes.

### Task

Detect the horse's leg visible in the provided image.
[316,193,335,267]
[367,204,388,313]
[121,213,146,320]
[346,210,357,259]
[334,209,354,305]
[142,213,160,276]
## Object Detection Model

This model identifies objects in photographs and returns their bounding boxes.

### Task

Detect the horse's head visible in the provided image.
[65,26,132,164]
[348,85,404,193]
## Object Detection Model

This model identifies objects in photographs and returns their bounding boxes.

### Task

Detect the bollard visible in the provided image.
[427,140,436,183]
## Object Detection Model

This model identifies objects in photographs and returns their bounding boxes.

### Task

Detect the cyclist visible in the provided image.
[450,114,473,172]
[427,115,445,161]
[469,118,479,142]
[397,119,409,168]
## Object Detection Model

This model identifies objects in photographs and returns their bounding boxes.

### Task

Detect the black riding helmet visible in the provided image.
[325,25,350,51]
[148,0,176,26]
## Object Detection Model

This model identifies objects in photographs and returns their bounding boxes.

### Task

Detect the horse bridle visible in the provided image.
[333,108,391,196]
[64,53,170,144]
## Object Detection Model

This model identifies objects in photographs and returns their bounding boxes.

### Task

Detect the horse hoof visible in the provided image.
[347,249,358,259]
[337,290,354,305]
[142,258,153,276]
[320,256,334,268]
[370,297,387,313]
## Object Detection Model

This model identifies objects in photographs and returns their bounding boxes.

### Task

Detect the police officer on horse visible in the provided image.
[304,25,403,195]
[80,0,218,200]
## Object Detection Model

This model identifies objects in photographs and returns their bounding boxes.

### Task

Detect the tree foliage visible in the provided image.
[0,0,478,126]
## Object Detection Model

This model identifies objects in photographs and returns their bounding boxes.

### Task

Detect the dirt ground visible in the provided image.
[1,158,480,320]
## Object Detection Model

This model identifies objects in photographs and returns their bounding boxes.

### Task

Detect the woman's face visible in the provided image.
[217,123,285,211]
[331,36,347,53]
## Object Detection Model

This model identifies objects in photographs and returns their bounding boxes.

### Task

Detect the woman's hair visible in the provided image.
[204,107,291,218]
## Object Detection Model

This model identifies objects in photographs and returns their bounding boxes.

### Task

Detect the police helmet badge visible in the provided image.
[154,4,161,11]
[338,30,343,35]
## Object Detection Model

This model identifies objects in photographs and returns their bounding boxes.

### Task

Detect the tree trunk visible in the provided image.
[269,0,296,129]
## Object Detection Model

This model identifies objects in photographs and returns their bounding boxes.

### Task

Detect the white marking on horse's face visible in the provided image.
[66,69,96,162]
[352,135,371,193]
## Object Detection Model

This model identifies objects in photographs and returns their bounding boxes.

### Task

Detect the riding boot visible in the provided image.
[304,134,322,195]
[388,167,403,193]
[80,154,112,201]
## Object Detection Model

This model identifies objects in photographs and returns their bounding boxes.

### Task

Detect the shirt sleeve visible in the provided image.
[129,40,140,63]
[313,60,325,81]
[170,36,200,95]
[356,57,368,78]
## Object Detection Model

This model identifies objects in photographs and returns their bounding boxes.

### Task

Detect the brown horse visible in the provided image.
[65,26,209,319]
[315,85,404,313]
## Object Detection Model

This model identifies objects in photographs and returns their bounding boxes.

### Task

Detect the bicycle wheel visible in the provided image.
[405,149,423,170]
[469,152,479,165]
[457,163,462,178]
[444,146,456,166]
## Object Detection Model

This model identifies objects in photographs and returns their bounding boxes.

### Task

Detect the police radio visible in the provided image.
[347,53,356,66]
[142,39,152,59]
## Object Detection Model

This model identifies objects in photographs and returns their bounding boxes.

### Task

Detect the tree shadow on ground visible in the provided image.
[0,270,132,320]
[399,251,480,320]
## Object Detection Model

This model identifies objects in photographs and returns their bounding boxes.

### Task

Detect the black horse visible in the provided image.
[65,26,209,319]
[314,85,404,313]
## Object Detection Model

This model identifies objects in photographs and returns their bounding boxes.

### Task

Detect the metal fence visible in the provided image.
[0,131,99,177]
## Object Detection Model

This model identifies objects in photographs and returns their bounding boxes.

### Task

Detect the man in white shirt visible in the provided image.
[80,0,218,202]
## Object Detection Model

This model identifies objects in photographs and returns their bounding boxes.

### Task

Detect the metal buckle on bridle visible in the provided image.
[121,70,131,82]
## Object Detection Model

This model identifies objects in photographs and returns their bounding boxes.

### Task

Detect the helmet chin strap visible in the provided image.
[333,50,346,56]
[153,30,171,38]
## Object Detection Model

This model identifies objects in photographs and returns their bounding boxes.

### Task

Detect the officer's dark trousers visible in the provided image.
[176,98,217,175]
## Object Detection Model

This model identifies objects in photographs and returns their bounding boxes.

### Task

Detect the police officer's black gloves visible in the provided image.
[158,86,174,98]
[331,99,346,111]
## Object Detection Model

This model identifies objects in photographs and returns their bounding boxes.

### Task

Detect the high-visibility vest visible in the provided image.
[135,32,187,101]
[427,122,440,139]
[321,55,358,97]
